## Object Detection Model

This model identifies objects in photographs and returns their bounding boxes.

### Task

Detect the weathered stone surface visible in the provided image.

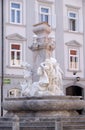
[3,96,85,117]
[33,22,51,37]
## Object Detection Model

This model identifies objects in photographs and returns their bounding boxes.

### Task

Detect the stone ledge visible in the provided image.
[3,96,85,112]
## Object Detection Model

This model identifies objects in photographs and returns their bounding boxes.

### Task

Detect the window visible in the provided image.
[10,2,22,24]
[69,49,79,70]
[40,6,50,23]
[68,12,78,31]
[7,89,21,97]
[10,43,22,67]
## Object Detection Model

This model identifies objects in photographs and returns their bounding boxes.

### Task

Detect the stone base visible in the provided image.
[2,95,85,130]
[5,110,79,119]
[3,95,85,118]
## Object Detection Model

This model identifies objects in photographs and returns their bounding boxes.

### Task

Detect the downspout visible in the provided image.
[1,0,4,116]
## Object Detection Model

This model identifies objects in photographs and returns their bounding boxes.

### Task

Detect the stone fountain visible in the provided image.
[3,23,85,129]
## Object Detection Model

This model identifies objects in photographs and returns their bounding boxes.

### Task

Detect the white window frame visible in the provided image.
[10,43,22,67]
[69,48,79,71]
[39,5,51,24]
[10,1,22,24]
[68,11,78,32]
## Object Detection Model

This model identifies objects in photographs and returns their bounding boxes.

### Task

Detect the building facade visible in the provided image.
[0,0,85,116]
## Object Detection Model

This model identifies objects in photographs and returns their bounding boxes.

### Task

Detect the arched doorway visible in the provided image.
[66,85,84,114]
[66,85,83,97]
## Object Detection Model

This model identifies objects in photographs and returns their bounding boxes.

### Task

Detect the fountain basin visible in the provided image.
[3,96,85,111]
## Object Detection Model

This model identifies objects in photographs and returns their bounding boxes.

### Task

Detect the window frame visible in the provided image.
[68,11,78,32]
[39,5,51,24]
[68,48,79,71]
[10,1,22,24]
[10,43,22,67]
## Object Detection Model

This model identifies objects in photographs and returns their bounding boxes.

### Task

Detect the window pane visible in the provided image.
[69,13,76,18]
[45,15,48,22]
[17,52,20,60]
[72,20,76,31]
[41,8,48,13]
[11,10,15,22]
[69,19,76,31]
[70,56,72,62]
[11,3,20,9]
[70,50,77,55]
[75,57,78,62]
[11,51,14,59]
[11,51,15,65]
[16,52,20,65]
[17,11,20,23]
[11,45,20,50]
[40,14,48,22]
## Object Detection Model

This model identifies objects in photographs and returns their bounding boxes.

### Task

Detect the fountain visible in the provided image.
[2,22,85,130]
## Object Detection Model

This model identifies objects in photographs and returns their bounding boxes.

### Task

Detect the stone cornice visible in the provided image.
[65,40,81,47]
[6,33,27,41]
[66,4,81,10]
[37,0,55,4]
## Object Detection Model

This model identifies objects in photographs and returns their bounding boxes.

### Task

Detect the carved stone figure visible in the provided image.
[21,58,64,96]
[20,62,32,96]
[37,57,64,95]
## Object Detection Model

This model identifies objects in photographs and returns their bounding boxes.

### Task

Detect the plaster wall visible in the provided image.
[63,0,84,78]
[55,0,64,71]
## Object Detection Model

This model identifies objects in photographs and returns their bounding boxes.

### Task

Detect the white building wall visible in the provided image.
[63,0,84,78]
[63,0,83,33]
[4,0,27,76]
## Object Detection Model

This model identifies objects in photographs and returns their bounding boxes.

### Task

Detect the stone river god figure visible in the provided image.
[21,57,64,96]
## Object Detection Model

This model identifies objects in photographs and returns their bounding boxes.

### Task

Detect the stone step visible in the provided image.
[0,121,12,126]
[64,127,85,130]
[62,117,85,122]
[0,116,85,130]
[63,124,85,130]
[64,128,85,130]
[62,116,85,130]
[63,121,85,125]
[20,121,55,127]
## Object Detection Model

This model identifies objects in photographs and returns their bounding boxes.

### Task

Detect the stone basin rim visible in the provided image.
[3,95,85,111]
[5,95,83,100]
